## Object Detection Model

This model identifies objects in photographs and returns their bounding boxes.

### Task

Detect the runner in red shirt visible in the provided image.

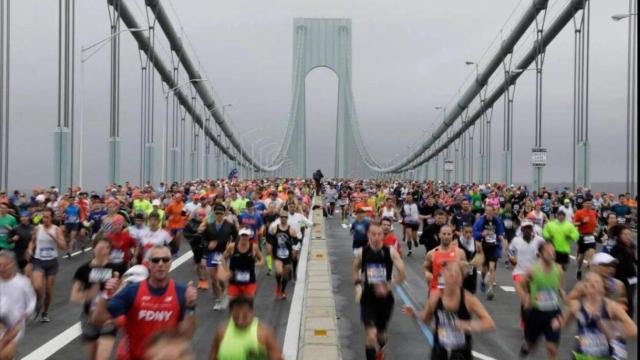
[381,217,401,256]
[106,215,138,274]
[573,198,598,280]
[423,225,466,292]
[91,245,197,360]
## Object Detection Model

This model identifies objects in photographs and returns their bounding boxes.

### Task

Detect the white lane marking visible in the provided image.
[472,350,497,360]
[570,255,576,260]
[500,286,516,292]
[21,250,194,360]
[69,247,92,257]
[282,201,315,360]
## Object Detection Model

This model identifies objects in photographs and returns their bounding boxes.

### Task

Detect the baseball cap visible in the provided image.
[520,219,534,228]
[239,228,253,237]
[35,194,46,203]
[591,252,618,266]
[122,265,149,284]
[246,200,254,208]
[213,204,226,213]
[133,212,145,221]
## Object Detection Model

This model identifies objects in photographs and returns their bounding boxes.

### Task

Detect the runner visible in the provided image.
[106,215,138,275]
[261,202,279,276]
[238,201,264,245]
[184,208,208,290]
[9,211,33,275]
[542,210,579,271]
[139,212,173,261]
[353,222,406,360]
[29,208,67,322]
[351,207,370,254]
[337,187,351,226]
[208,296,283,359]
[381,217,401,256]
[219,227,264,300]
[165,193,187,257]
[286,203,312,279]
[0,202,17,252]
[473,205,505,300]
[202,204,238,310]
[404,261,495,360]
[91,245,198,360]
[70,237,118,360]
[515,242,565,359]
[401,194,420,256]
[574,198,598,280]
[268,211,297,299]
[0,250,36,360]
[423,225,466,293]
[558,271,637,360]
[608,224,637,317]
[63,193,81,257]
[458,224,484,294]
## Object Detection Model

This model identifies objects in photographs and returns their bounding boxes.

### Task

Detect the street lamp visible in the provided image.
[78,28,150,188]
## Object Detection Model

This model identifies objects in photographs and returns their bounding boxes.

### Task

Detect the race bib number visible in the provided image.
[366,263,387,284]
[234,271,251,283]
[210,252,223,265]
[427,218,435,225]
[277,247,290,259]
[627,276,637,285]
[485,232,497,244]
[467,263,475,276]
[583,235,595,244]
[536,288,560,311]
[474,201,482,208]
[110,249,125,263]
[578,330,610,357]
[89,268,113,283]
[503,219,513,229]
[37,246,56,260]
[436,310,466,350]
[617,217,626,224]
[437,272,445,289]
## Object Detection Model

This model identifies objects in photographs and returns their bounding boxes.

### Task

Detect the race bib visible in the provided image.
[366,263,387,284]
[427,218,435,225]
[234,271,251,283]
[474,201,482,208]
[583,235,596,244]
[37,246,56,260]
[436,310,466,350]
[89,268,113,283]
[503,219,513,229]
[437,272,445,289]
[578,330,610,357]
[209,252,223,265]
[110,249,125,263]
[627,276,637,285]
[485,232,497,244]
[617,217,626,224]
[277,247,290,259]
[536,288,560,311]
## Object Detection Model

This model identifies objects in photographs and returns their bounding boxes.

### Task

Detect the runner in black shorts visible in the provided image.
[353,222,406,360]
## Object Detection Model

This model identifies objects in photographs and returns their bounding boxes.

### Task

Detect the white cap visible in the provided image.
[35,194,46,203]
[591,252,618,266]
[122,265,149,284]
[520,219,534,228]
[152,199,161,206]
[239,228,253,237]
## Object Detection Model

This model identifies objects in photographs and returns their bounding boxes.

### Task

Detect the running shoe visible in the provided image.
[519,341,529,357]
[266,270,271,276]
[197,280,208,290]
[480,280,486,293]
[213,299,222,311]
[486,288,495,301]
[577,270,582,281]
[40,313,51,323]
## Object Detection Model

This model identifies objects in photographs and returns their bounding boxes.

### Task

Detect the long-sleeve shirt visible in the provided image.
[542,219,579,254]
[287,213,313,239]
[0,273,36,340]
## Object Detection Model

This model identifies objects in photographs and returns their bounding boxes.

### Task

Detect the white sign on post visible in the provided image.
[444,160,454,171]
[531,148,547,167]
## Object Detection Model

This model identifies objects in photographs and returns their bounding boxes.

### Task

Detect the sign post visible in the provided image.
[531,147,547,190]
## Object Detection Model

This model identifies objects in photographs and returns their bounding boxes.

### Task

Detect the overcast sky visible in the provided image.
[7,0,635,191]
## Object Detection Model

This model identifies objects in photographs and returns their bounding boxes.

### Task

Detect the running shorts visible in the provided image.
[555,252,570,266]
[523,308,561,344]
[404,222,419,231]
[482,243,498,265]
[65,223,80,232]
[32,258,59,276]
[228,283,257,297]
[80,312,117,341]
[360,292,394,330]
[577,235,597,254]
[206,251,224,268]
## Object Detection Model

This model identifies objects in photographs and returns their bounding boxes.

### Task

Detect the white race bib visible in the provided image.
[579,330,610,357]
[209,252,223,265]
[110,249,125,263]
[536,288,560,311]
[234,271,251,283]
[583,235,595,244]
[437,310,466,350]
[276,247,290,259]
[37,246,56,260]
[366,264,387,284]
[627,276,637,285]
[503,219,513,229]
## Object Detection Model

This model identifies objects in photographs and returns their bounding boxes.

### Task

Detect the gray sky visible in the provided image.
[8,0,634,191]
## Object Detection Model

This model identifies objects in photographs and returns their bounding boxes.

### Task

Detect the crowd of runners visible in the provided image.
[0,177,637,360]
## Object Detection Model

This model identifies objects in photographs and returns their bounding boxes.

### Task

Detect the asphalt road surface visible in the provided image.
[16,244,295,360]
[324,215,637,360]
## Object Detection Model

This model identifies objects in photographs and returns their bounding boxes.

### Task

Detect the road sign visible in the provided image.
[444,160,454,171]
[531,148,547,167]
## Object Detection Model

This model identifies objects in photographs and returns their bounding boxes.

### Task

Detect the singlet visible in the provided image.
[361,245,393,293]
[433,289,472,357]
[430,246,461,290]
[529,263,562,312]
[125,280,181,360]
[381,206,395,219]
[458,238,477,277]
[217,318,265,360]
[229,243,256,285]
[274,226,293,260]
[573,301,613,359]
[34,224,59,261]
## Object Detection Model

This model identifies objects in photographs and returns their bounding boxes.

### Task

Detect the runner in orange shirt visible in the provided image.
[165,193,187,256]
[573,198,598,280]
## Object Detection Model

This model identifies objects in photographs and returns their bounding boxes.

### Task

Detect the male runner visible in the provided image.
[268,211,297,299]
[353,222,406,360]
[473,205,505,300]
[219,228,264,300]
[542,210,579,271]
[423,225,466,293]
[573,198,598,280]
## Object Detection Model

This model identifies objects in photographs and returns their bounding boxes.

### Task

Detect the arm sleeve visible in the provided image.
[107,283,138,318]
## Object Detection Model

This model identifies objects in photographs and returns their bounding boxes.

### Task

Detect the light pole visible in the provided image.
[78,28,149,188]
[258,142,279,178]
[613,6,638,195]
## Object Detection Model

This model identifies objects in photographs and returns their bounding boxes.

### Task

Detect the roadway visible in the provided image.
[16,244,295,360]
[324,215,638,360]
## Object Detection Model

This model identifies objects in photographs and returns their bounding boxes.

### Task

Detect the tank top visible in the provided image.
[229,243,256,285]
[34,224,59,261]
[361,245,393,291]
[217,318,265,360]
[574,301,613,359]
[126,280,181,360]
[458,238,477,277]
[381,206,395,219]
[433,289,472,356]
[430,246,461,290]
[274,226,293,260]
[530,263,561,312]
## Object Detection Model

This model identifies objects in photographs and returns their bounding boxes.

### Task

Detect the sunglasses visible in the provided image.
[150,256,171,264]
[280,216,288,219]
